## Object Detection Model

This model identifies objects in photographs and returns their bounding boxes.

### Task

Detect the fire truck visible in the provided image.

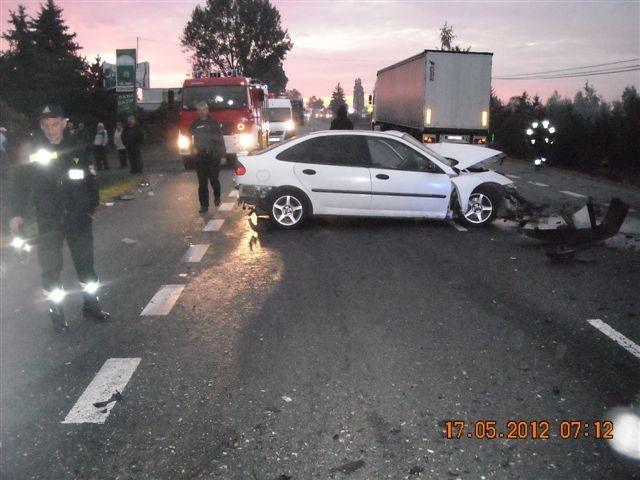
[178,73,269,169]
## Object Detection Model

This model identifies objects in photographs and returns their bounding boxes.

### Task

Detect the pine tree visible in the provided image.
[0,0,91,118]
[328,83,346,114]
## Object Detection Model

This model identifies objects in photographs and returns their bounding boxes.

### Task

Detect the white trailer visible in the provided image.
[372,50,493,144]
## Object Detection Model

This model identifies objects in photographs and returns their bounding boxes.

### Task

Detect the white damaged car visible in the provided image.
[235,130,515,229]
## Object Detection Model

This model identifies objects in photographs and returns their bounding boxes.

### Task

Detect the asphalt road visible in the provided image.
[1,124,639,480]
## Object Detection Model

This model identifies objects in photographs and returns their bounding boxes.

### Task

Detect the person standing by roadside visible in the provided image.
[189,100,227,213]
[330,104,354,130]
[122,114,144,174]
[93,122,109,170]
[75,122,90,151]
[9,104,110,332]
[113,121,127,169]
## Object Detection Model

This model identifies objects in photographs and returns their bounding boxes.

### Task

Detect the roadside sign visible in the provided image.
[118,92,136,115]
[116,49,136,92]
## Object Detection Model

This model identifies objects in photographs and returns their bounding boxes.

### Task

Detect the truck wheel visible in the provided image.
[182,156,195,170]
[269,189,310,229]
[458,185,501,227]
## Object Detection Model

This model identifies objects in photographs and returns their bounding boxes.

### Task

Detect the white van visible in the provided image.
[267,98,294,143]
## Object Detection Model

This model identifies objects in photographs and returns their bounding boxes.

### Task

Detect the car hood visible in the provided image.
[428,143,506,170]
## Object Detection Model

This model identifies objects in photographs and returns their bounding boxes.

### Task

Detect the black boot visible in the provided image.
[49,303,69,332]
[83,296,111,321]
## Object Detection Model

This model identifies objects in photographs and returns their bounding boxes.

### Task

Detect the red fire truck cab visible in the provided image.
[178,75,269,169]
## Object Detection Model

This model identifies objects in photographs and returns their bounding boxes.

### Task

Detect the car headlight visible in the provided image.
[238,133,254,149]
[285,120,295,131]
[178,134,191,151]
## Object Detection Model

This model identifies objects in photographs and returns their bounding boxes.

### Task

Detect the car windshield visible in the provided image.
[269,108,291,122]
[182,85,247,110]
[400,133,453,167]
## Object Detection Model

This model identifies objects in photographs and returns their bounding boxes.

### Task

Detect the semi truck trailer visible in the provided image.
[372,50,493,144]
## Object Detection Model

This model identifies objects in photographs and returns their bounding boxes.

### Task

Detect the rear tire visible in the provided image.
[268,189,310,229]
[458,185,501,227]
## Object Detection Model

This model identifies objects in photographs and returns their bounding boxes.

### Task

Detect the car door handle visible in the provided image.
[376,174,390,180]
[302,169,316,175]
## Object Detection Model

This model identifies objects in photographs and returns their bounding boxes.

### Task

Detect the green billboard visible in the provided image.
[116,49,136,92]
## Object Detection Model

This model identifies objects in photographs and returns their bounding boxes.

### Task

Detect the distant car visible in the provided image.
[235,130,514,229]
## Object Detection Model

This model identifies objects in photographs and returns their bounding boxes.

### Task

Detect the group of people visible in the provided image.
[8,100,356,333]
[65,115,144,173]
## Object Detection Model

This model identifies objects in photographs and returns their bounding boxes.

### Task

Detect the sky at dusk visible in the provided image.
[1,0,639,104]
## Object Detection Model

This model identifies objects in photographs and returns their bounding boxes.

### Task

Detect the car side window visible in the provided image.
[276,136,369,166]
[366,138,444,173]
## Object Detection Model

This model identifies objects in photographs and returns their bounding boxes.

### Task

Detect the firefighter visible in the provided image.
[189,100,227,213]
[9,104,110,332]
[526,105,556,167]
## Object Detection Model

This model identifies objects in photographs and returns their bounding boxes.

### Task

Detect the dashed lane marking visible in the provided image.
[560,190,587,198]
[227,190,239,198]
[140,285,185,316]
[62,358,141,424]
[527,181,549,187]
[587,319,640,360]
[218,202,236,212]
[203,219,225,232]
[181,244,209,263]
[506,174,520,179]
[447,220,468,232]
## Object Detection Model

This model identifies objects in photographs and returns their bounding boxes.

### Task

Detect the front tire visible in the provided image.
[458,185,501,227]
[269,189,310,229]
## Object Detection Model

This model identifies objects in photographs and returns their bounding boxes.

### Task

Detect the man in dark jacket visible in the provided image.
[122,114,144,174]
[9,104,110,331]
[189,100,227,213]
[330,104,354,130]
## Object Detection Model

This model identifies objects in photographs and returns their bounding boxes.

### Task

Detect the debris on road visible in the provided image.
[519,197,629,260]
[121,237,138,245]
[281,396,292,403]
[93,390,123,409]
[103,201,115,207]
[119,194,135,201]
[329,459,365,474]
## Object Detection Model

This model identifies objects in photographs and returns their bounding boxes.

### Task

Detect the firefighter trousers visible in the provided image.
[36,215,97,293]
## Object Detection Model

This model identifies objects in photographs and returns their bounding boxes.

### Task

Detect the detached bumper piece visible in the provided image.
[519,197,629,260]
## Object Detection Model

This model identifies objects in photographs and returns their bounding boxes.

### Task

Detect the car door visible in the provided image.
[281,135,372,214]
[367,136,452,218]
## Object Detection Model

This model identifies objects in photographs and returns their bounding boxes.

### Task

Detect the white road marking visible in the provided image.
[140,285,185,316]
[560,190,587,198]
[62,358,141,424]
[527,181,549,188]
[506,174,520,179]
[218,202,236,212]
[181,244,209,263]
[227,189,239,198]
[447,220,467,232]
[203,219,225,232]
[588,319,640,360]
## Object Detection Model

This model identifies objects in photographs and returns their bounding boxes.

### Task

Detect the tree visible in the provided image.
[0,0,91,118]
[285,88,303,101]
[182,0,293,92]
[307,96,324,109]
[328,83,346,114]
[438,21,471,52]
[439,22,455,51]
[353,78,364,117]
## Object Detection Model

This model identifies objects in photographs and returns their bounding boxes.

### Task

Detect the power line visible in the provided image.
[494,58,639,79]
[494,65,640,80]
